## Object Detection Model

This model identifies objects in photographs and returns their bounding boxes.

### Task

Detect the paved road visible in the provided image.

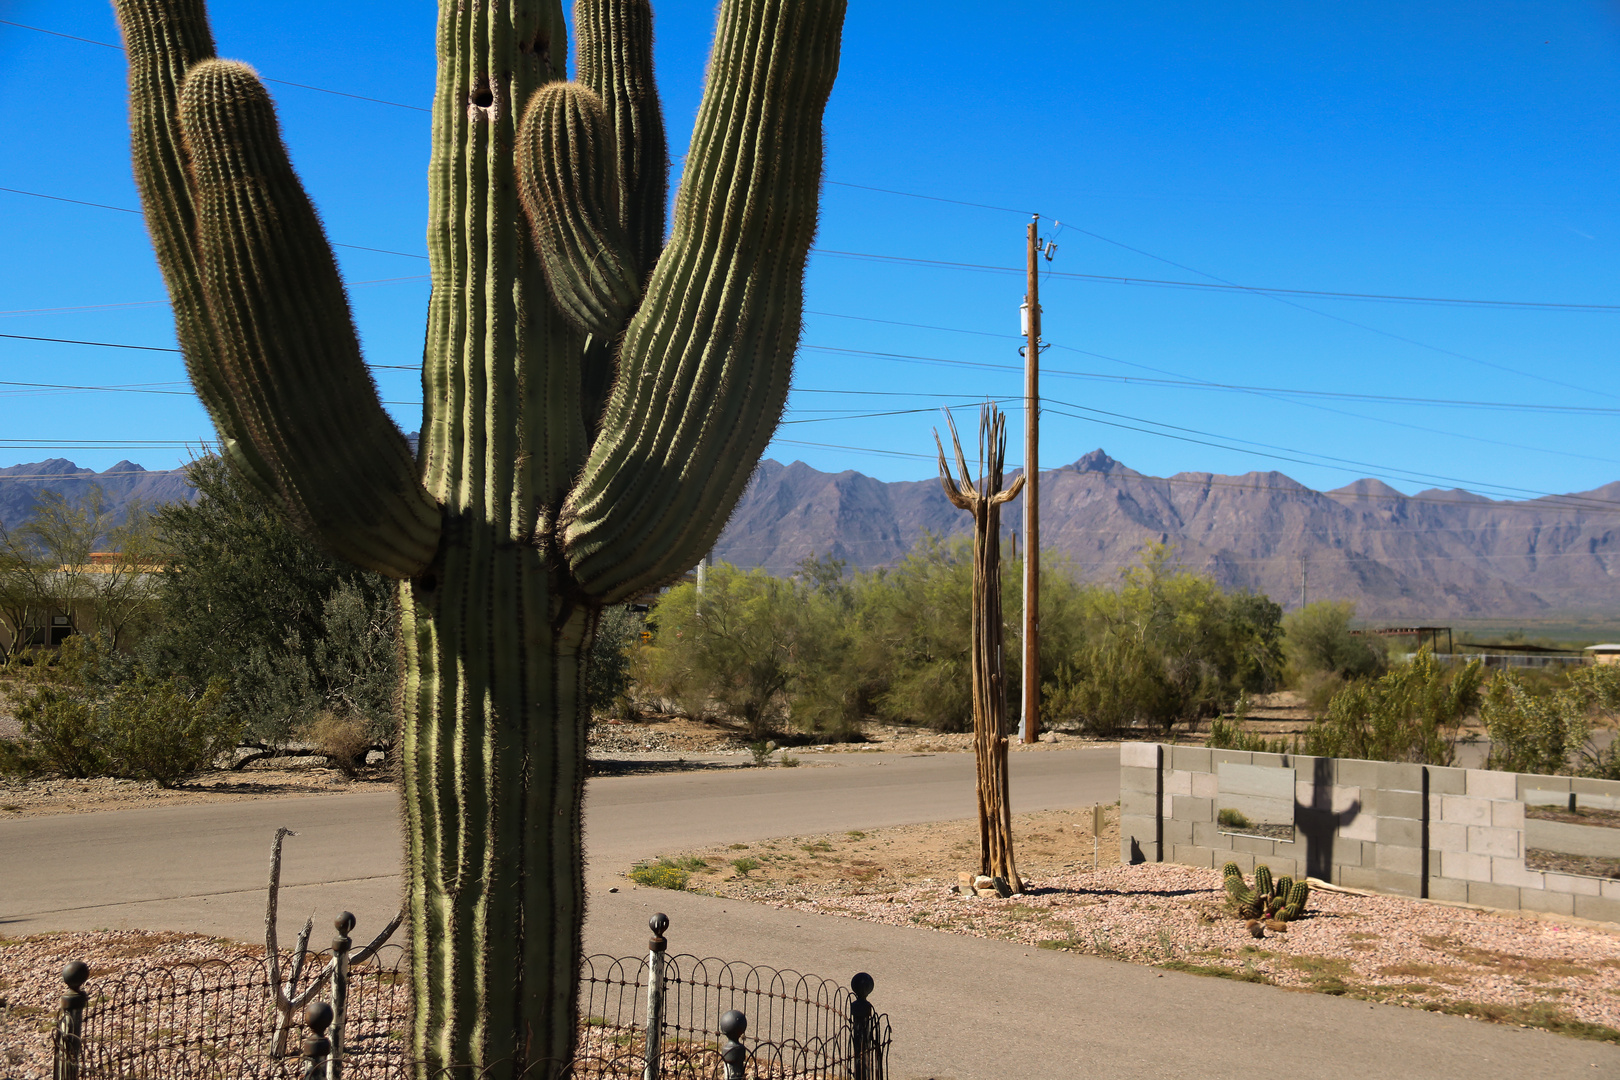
[3,748,1616,1079]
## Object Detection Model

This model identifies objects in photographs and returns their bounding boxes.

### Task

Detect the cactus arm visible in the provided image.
[422,1,585,527]
[563,0,847,602]
[575,0,668,279]
[115,0,283,499]
[174,61,441,577]
[516,83,642,337]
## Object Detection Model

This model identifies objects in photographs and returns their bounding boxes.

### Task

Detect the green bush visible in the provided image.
[1216,808,1252,830]
[1481,672,1588,776]
[4,636,234,786]
[1208,694,1291,754]
[1301,649,1482,765]
[730,856,762,876]
[1284,601,1387,682]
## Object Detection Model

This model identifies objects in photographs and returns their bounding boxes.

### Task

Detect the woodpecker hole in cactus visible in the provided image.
[520,28,550,66]
[472,86,494,108]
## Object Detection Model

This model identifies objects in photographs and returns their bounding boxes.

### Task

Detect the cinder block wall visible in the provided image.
[1120,743,1620,923]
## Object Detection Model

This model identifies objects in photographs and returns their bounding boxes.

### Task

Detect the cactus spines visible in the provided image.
[1289,880,1311,910]
[1253,864,1273,899]
[1222,861,1242,881]
[1275,875,1293,901]
[113,0,844,1076]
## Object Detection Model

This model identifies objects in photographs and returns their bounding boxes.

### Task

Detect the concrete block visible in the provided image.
[1427,766,1467,795]
[1163,770,1193,797]
[1163,791,1174,817]
[1122,837,1160,864]
[1377,869,1422,897]
[1440,850,1492,883]
[1379,761,1425,792]
[1231,833,1276,856]
[1429,822,1468,853]
[1465,768,1518,801]
[1192,821,1224,848]
[1377,816,1422,848]
[1121,788,1158,819]
[1519,774,1569,800]
[1356,788,1380,816]
[1426,876,1469,903]
[1338,865,1381,891]
[1492,858,1545,890]
[1467,880,1521,910]
[1172,795,1214,823]
[1172,844,1215,869]
[1120,812,1157,838]
[1543,872,1601,897]
[1441,796,1491,826]
[1119,742,1160,769]
[1519,889,1576,917]
[1262,856,1298,878]
[1572,776,1620,797]
[1298,784,1361,817]
[1120,765,1160,793]
[1338,808,1377,843]
[1604,878,1620,901]
[1250,751,1287,770]
[1492,800,1524,829]
[1330,839,1364,868]
[1375,843,1423,876]
[1468,825,1521,859]
[1574,894,1620,925]
[1211,749,1255,767]
[1162,818,1194,846]
[1191,771,1219,800]
[1336,758,1381,789]
[1169,745,1212,773]
[1380,789,1425,821]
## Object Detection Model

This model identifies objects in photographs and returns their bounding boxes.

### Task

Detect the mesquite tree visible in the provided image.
[935,406,1025,892]
[112,0,844,1075]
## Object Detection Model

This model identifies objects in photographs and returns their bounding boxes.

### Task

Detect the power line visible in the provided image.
[799,343,1620,416]
[0,187,429,261]
[0,19,428,112]
[810,248,1620,312]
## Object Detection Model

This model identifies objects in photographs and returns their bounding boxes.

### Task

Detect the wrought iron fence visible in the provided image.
[51,913,890,1080]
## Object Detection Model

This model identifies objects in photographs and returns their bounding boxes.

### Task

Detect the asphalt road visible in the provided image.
[3,747,1616,1079]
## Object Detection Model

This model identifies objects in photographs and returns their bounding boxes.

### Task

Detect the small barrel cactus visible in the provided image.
[1222,861,1243,881]
[1253,864,1274,899]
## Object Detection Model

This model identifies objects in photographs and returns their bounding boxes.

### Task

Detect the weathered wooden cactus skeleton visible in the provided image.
[935,405,1025,893]
[112,0,845,1074]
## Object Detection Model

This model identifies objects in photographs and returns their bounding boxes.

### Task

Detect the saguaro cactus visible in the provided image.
[935,405,1026,892]
[112,1,845,1076]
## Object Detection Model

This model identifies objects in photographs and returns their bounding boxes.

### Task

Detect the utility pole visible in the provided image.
[1021,217,1041,745]
[1299,554,1308,610]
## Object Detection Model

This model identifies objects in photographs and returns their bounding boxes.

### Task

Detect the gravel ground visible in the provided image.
[708,862,1620,1040]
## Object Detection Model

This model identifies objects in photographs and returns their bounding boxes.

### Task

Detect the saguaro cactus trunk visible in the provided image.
[935,406,1026,892]
[113,1,845,1076]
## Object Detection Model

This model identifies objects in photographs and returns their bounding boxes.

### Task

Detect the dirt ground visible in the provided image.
[627,810,1620,1046]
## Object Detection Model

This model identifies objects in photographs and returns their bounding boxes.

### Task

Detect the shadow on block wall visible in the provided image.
[1296,758,1361,881]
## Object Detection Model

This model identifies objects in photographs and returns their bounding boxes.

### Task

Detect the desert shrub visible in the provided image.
[1284,601,1387,681]
[4,636,233,786]
[587,605,641,719]
[1044,544,1284,737]
[1208,694,1291,754]
[1301,649,1482,765]
[302,709,374,776]
[1216,808,1251,830]
[1480,672,1588,776]
[628,860,691,890]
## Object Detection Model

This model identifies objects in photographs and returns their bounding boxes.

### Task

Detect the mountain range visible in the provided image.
[5,451,1619,621]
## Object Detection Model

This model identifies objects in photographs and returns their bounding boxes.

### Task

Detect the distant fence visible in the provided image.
[1404,652,1590,670]
[52,914,890,1080]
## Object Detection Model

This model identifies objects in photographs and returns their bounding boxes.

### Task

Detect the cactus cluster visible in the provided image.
[112,0,845,1076]
[1223,862,1311,922]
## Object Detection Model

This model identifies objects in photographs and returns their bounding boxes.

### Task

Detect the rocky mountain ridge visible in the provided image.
[4,452,1617,620]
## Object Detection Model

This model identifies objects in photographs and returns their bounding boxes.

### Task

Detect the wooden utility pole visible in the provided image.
[1021,217,1041,744]
[936,405,1026,892]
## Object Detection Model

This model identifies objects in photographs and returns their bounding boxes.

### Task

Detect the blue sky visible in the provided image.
[2,2,1618,503]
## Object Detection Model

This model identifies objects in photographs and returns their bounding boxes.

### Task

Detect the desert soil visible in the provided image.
[639,809,1620,1045]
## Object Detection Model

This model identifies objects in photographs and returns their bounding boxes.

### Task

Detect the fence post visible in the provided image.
[643,912,669,1080]
[327,912,354,1080]
[54,961,89,1080]
[302,1002,333,1080]
[718,1009,748,1080]
[850,972,875,1080]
